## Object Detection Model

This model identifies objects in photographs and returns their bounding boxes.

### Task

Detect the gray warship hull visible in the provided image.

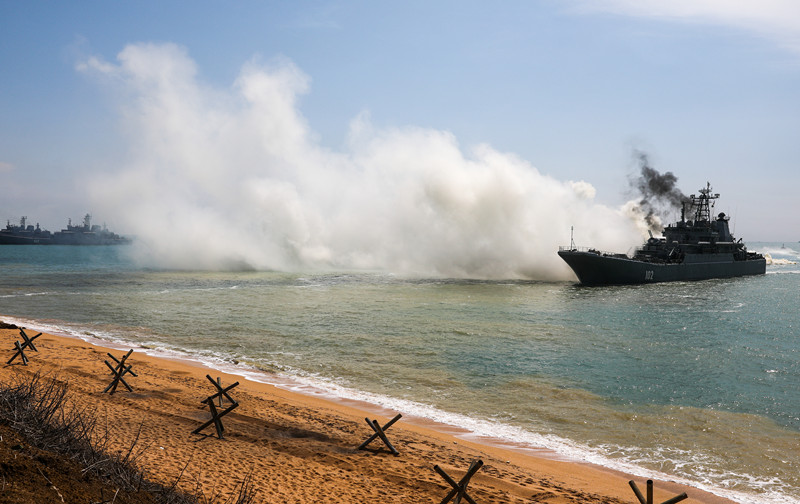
[0,234,51,245]
[558,248,766,286]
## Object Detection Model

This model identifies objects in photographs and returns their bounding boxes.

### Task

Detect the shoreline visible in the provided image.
[0,319,736,503]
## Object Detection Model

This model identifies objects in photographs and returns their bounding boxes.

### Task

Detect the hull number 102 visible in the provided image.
[644,270,654,280]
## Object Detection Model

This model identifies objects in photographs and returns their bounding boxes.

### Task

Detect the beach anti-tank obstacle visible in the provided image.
[103,349,136,394]
[16,328,40,352]
[192,374,239,439]
[434,459,483,504]
[6,328,41,366]
[629,479,688,504]
[357,413,402,455]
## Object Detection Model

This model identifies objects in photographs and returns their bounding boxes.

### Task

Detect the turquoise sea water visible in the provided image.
[1,243,798,503]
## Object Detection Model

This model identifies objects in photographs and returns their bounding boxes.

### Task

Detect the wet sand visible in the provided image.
[0,326,736,503]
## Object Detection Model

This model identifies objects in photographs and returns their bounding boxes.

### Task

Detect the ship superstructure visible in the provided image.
[0,216,52,244]
[0,214,129,245]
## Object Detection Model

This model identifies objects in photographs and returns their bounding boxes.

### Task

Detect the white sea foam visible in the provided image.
[0,292,53,298]
[764,253,798,265]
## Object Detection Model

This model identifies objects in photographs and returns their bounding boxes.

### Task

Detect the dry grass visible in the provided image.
[0,370,256,504]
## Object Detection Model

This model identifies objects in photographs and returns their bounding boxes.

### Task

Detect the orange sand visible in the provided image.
[0,326,736,504]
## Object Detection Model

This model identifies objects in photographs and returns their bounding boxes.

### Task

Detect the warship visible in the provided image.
[558,183,766,285]
[0,214,130,245]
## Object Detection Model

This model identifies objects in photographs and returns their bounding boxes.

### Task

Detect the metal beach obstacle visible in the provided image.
[434,459,483,504]
[357,413,402,455]
[629,479,688,504]
[17,328,40,352]
[192,375,240,439]
[6,328,42,365]
[103,349,136,394]
[7,341,30,365]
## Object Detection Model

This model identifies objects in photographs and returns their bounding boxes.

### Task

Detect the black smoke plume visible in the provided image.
[631,151,688,231]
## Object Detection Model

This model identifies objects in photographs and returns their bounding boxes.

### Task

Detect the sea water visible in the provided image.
[0,243,798,503]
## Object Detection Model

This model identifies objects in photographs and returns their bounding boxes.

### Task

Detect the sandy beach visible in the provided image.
[0,325,736,504]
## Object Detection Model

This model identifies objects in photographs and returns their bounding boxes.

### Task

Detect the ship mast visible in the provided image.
[688,182,719,223]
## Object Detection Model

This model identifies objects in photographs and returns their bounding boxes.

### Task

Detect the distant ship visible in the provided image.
[0,214,130,245]
[558,183,766,285]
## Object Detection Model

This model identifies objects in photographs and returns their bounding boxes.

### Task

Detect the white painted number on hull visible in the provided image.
[645,270,654,281]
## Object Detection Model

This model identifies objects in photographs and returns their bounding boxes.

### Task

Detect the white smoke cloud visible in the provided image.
[81,42,644,280]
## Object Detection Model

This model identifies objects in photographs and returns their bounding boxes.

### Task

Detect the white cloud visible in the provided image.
[75,55,119,75]
[571,0,800,53]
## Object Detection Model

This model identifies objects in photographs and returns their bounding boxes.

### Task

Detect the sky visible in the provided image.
[1,1,799,277]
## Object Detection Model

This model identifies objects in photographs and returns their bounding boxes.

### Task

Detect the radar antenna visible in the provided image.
[691,182,719,223]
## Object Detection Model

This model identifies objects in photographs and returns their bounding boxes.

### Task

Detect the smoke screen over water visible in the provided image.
[83,43,648,280]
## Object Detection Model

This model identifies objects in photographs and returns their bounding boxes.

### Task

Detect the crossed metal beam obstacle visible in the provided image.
[103,349,137,394]
[6,328,41,365]
[192,374,240,439]
[629,479,688,504]
[434,459,483,504]
[358,413,402,455]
